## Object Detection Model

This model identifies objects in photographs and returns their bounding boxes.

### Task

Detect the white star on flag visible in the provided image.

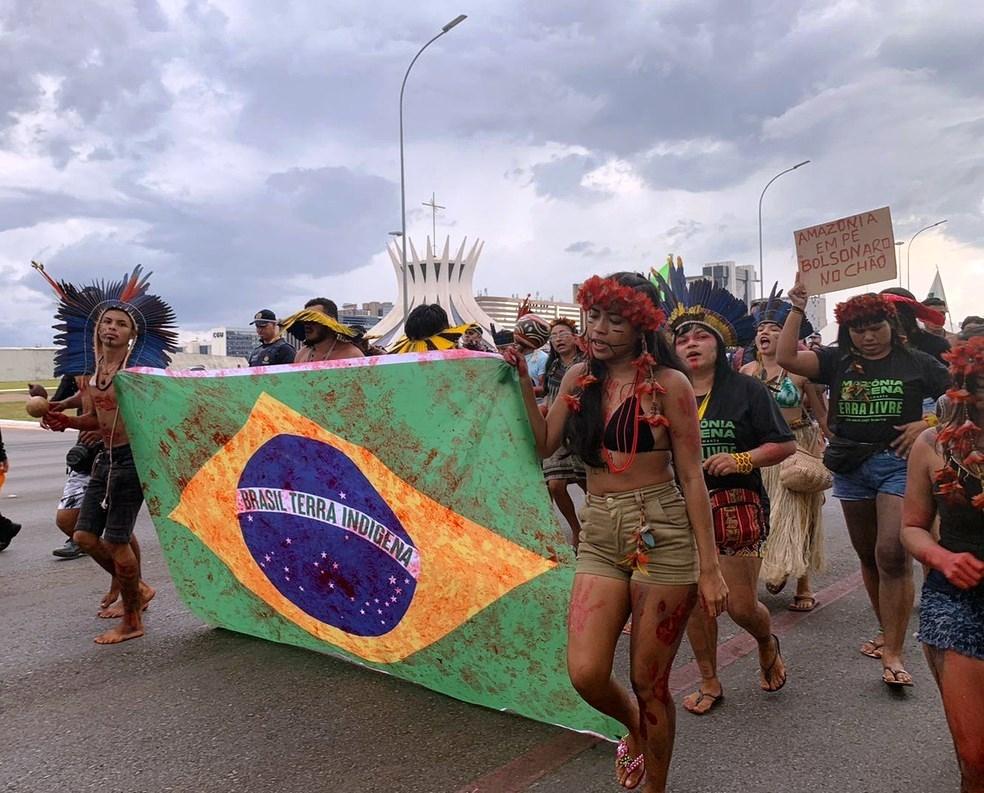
[339,492,347,499]
[285,537,292,545]
[389,576,397,585]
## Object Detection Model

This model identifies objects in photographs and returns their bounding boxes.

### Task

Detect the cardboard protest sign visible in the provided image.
[794,207,896,295]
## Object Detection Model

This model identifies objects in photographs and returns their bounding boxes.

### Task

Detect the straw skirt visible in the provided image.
[761,422,826,586]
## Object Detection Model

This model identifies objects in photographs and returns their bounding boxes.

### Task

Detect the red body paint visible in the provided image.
[654,599,690,646]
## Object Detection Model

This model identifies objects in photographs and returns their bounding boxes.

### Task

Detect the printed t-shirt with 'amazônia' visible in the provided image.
[815,345,950,445]
[697,372,794,504]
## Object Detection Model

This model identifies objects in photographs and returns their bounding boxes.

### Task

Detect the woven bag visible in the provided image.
[779,446,832,494]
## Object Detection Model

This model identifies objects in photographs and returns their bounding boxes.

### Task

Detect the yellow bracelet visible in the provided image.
[731,451,754,474]
[922,413,939,428]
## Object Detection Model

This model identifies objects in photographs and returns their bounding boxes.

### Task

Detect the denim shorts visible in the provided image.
[831,449,906,501]
[76,445,144,544]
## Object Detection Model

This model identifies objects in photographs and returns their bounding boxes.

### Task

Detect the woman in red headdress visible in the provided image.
[505,272,727,793]
[779,273,951,688]
[901,329,984,790]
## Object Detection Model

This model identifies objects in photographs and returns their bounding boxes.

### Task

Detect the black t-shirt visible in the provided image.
[248,338,296,367]
[815,345,950,444]
[697,372,794,499]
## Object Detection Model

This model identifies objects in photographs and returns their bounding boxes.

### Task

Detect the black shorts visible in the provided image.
[76,445,144,545]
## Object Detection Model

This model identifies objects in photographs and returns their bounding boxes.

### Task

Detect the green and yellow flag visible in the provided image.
[116,351,619,738]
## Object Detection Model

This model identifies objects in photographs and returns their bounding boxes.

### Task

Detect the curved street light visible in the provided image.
[906,219,947,291]
[758,160,810,299]
[399,15,468,324]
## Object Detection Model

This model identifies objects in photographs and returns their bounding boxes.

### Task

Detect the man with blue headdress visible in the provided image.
[35,263,178,644]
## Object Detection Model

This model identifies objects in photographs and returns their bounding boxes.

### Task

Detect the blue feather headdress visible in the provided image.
[750,282,814,340]
[651,258,755,348]
[33,261,179,376]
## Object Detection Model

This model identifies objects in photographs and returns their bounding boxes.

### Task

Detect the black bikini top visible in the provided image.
[603,395,670,454]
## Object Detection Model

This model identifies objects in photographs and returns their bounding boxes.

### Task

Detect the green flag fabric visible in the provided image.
[115,350,620,738]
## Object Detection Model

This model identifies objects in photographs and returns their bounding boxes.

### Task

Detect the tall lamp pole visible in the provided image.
[894,241,904,286]
[906,219,946,291]
[758,160,810,299]
[399,14,467,326]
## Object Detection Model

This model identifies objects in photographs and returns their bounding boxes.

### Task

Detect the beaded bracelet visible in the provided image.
[731,451,754,474]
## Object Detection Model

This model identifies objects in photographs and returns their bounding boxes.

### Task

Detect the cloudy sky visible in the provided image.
[2,0,982,347]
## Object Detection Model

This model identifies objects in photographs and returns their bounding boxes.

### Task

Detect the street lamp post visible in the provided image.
[906,219,947,291]
[894,241,904,286]
[399,14,467,326]
[758,160,810,299]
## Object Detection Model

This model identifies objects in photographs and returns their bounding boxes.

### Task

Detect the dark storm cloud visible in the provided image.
[3,0,983,346]
[36,164,398,326]
[530,153,604,200]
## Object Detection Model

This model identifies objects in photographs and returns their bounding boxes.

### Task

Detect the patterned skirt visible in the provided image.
[543,445,586,482]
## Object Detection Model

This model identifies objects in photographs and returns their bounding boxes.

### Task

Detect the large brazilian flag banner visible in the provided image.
[115,350,620,738]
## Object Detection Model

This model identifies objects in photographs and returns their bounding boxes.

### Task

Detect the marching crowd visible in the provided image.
[0,261,982,793]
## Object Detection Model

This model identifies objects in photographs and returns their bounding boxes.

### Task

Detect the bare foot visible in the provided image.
[99,588,120,611]
[682,685,724,715]
[614,734,645,789]
[94,624,144,644]
[98,583,156,619]
[759,634,787,691]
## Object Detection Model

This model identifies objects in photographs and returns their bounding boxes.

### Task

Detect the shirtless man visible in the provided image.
[44,379,145,615]
[292,298,364,363]
[46,307,154,644]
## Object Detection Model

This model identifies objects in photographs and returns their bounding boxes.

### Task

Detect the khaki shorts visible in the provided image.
[576,481,698,585]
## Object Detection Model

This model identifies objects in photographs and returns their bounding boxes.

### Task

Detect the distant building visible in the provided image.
[702,262,758,307]
[372,237,494,345]
[805,295,828,332]
[340,301,393,332]
[208,327,257,359]
[475,294,582,330]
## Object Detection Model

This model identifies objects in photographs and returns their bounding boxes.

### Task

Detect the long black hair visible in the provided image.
[565,272,688,469]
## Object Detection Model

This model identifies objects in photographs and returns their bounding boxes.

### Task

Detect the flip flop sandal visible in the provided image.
[882,668,914,688]
[615,737,645,789]
[760,634,787,692]
[766,577,788,595]
[860,636,884,659]
[788,594,817,612]
[683,690,724,715]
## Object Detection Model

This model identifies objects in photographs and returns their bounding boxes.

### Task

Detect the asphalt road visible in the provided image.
[0,425,959,793]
